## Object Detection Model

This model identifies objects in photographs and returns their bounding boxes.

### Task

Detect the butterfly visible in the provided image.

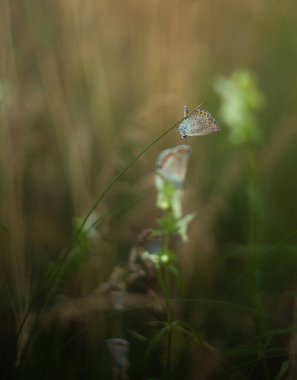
[178,107,220,138]
[106,338,130,368]
[107,282,125,311]
[156,145,192,188]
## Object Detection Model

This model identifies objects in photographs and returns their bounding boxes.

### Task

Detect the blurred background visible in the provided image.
[1,0,297,379]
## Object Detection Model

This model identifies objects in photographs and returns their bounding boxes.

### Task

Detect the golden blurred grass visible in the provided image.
[1,0,297,378]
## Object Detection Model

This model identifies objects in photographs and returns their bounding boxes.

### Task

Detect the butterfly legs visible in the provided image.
[183,106,189,145]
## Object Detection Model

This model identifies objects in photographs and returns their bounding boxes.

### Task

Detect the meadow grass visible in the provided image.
[1,1,297,379]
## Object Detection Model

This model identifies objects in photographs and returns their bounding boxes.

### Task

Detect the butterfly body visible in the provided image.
[156,145,191,188]
[178,108,220,138]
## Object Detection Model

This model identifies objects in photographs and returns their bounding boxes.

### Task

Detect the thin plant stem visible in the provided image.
[15,114,188,366]
[163,231,173,379]
[164,266,173,380]
[244,144,270,380]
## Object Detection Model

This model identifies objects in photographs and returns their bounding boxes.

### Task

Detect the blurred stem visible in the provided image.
[160,223,173,379]
[288,286,297,379]
[244,146,258,245]
[16,115,186,361]
[164,243,173,380]
[244,145,270,380]
[155,226,174,379]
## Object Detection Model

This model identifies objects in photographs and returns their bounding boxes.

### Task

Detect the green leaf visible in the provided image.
[175,321,216,353]
[157,215,178,235]
[274,360,289,380]
[144,324,171,363]
[167,265,184,292]
[176,213,195,241]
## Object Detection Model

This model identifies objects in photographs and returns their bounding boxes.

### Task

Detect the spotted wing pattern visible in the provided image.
[156,145,191,187]
[106,338,130,368]
[178,108,220,138]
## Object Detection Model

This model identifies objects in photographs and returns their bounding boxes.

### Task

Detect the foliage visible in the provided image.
[1,1,297,379]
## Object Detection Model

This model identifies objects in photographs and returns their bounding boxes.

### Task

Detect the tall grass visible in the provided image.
[1,0,297,379]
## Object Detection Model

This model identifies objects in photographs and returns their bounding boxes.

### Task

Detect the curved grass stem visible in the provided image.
[16,117,185,368]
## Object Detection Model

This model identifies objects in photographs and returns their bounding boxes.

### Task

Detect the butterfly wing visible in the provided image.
[156,145,191,187]
[178,109,220,137]
[106,338,130,368]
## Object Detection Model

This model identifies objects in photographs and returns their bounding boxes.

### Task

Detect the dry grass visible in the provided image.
[1,0,297,378]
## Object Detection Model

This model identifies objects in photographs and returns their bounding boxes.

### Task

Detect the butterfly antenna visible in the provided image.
[192,101,206,112]
[175,105,188,135]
